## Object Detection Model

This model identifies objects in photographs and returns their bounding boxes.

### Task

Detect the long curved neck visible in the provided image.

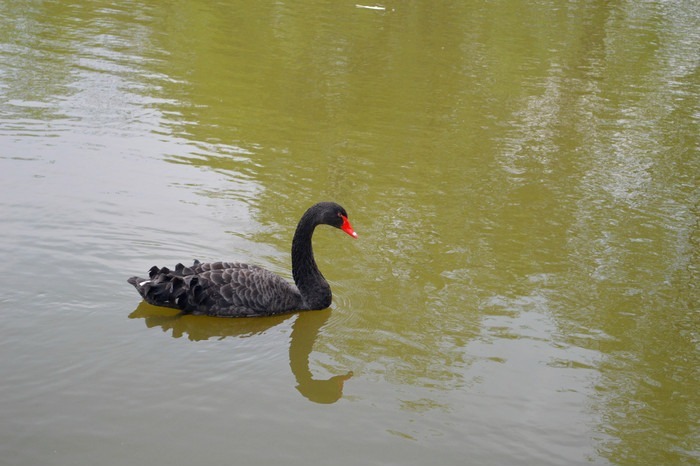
[291,213,332,310]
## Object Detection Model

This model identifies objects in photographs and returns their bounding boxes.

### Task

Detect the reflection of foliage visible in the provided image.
[399,397,449,414]
[66,0,699,457]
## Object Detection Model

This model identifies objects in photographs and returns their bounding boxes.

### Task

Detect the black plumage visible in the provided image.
[127,202,357,317]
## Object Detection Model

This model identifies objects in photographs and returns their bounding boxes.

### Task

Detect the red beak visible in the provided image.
[340,215,358,238]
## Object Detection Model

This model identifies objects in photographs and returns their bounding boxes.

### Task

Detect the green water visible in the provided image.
[1,1,698,465]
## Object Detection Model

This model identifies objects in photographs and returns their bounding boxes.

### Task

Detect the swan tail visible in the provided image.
[127,263,200,310]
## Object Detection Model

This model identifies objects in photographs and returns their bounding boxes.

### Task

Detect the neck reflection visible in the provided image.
[289,310,352,404]
[128,303,352,404]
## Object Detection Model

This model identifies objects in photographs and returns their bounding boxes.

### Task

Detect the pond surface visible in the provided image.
[1,1,698,465]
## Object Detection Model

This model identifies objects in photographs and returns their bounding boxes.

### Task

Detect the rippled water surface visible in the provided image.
[1,1,698,465]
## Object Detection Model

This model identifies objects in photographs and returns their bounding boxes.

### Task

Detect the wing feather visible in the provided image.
[129,260,303,317]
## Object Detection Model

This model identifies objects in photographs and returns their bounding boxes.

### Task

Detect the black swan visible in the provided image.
[127,202,357,317]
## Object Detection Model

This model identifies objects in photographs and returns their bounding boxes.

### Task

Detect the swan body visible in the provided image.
[127,202,357,317]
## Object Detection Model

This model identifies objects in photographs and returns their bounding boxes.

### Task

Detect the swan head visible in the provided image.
[312,202,358,239]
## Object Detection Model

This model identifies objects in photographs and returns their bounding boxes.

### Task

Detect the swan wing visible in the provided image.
[128,260,303,317]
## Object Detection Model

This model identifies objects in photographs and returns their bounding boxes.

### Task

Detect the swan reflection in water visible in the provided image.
[129,303,352,404]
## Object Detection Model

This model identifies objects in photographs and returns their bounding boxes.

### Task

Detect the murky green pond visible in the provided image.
[1,1,698,464]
